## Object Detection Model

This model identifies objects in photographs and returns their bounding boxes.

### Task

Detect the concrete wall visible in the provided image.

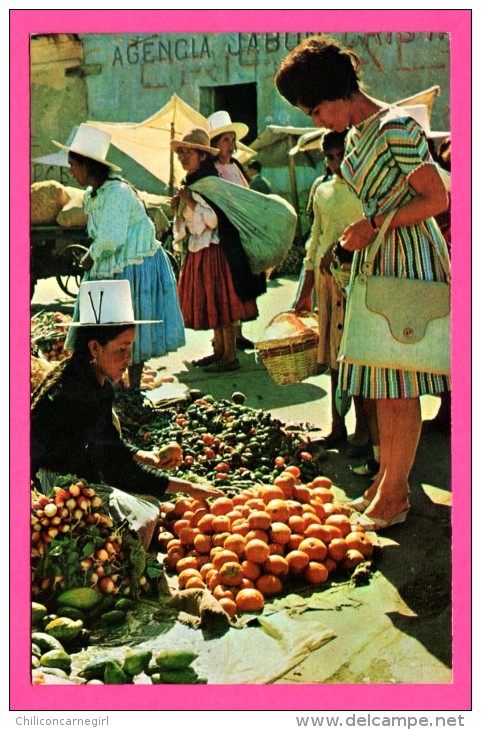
[31,31,450,211]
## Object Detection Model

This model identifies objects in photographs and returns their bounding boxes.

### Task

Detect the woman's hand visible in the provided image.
[319,245,336,274]
[177,186,195,209]
[134,443,183,470]
[340,218,377,252]
[165,476,224,500]
[80,253,94,271]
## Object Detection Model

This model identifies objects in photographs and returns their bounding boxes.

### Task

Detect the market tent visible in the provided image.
[289,85,445,156]
[87,94,255,195]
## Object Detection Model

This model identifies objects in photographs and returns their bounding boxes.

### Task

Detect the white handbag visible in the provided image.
[338,211,451,375]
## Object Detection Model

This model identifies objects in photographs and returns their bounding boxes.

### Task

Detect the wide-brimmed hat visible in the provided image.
[52,123,122,171]
[170,128,219,155]
[207,111,249,142]
[58,280,161,328]
[401,104,449,139]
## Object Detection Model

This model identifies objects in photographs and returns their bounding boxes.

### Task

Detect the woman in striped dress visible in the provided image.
[275,35,450,530]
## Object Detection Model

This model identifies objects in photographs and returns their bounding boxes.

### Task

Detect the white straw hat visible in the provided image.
[52,123,122,171]
[207,111,249,142]
[400,104,449,139]
[58,280,161,327]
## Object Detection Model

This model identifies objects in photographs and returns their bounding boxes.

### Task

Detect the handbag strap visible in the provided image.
[361,210,451,281]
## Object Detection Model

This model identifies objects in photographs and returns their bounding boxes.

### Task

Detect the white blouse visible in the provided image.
[173,190,220,253]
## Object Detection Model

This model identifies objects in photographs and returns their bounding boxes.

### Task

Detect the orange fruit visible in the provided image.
[213,584,236,601]
[211,531,231,548]
[269,542,285,556]
[342,549,365,572]
[311,487,334,503]
[256,573,283,597]
[245,529,269,544]
[345,532,374,558]
[175,556,199,573]
[197,514,216,534]
[241,560,262,582]
[211,515,232,533]
[292,485,312,503]
[286,549,310,574]
[304,561,329,584]
[172,519,190,537]
[219,561,244,586]
[327,537,349,562]
[219,597,238,618]
[193,533,213,554]
[248,511,272,531]
[266,499,290,523]
[212,549,240,571]
[288,515,306,534]
[245,539,270,564]
[287,534,304,551]
[178,568,202,588]
[210,497,234,516]
[178,526,200,546]
[263,554,289,577]
[310,476,332,489]
[269,522,292,545]
[283,465,301,479]
[236,588,265,612]
[325,514,351,537]
[185,576,205,589]
[273,473,296,499]
[223,534,247,557]
[200,562,214,580]
[258,484,285,503]
[324,557,338,575]
[322,502,342,517]
[189,508,209,527]
[298,537,328,562]
[172,498,194,518]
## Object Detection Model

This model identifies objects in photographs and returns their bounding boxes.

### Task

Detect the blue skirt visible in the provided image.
[68,248,186,364]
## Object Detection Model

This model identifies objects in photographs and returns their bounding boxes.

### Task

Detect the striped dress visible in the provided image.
[339,107,451,399]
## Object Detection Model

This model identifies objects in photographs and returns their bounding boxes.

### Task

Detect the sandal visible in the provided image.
[203,358,240,373]
[353,505,410,532]
[349,492,374,512]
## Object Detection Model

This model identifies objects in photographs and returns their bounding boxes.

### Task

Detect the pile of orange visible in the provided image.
[157,467,373,618]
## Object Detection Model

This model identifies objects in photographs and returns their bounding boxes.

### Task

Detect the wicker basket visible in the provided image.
[256,312,319,386]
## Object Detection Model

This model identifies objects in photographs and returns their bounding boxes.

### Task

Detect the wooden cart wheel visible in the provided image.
[55,244,87,298]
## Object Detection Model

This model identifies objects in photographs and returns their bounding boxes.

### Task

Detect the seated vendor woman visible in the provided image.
[31,280,223,505]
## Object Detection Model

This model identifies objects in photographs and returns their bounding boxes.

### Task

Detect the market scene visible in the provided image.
[28,30,453,689]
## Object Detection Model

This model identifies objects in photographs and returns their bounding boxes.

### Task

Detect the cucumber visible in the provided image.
[31,643,42,658]
[104,661,127,684]
[78,657,122,682]
[32,602,48,627]
[31,632,65,654]
[122,649,153,677]
[98,610,127,627]
[45,617,83,643]
[154,649,198,670]
[40,649,72,674]
[153,667,199,684]
[57,587,103,611]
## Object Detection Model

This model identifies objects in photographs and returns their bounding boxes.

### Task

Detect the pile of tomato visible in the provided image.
[157,467,374,618]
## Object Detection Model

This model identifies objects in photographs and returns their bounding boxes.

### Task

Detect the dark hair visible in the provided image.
[322,130,347,153]
[211,132,237,150]
[275,34,362,110]
[184,153,219,184]
[68,324,135,364]
[69,151,111,187]
[247,160,262,172]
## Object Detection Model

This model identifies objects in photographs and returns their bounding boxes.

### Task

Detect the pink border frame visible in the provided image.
[10,9,471,712]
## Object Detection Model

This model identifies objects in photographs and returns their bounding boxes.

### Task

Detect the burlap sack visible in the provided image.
[56,186,88,227]
[31,180,70,225]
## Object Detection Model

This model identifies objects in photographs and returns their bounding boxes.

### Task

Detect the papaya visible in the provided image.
[32,602,48,627]
[40,649,72,674]
[103,661,127,684]
[32,656,40,669]
[98,610,127,627]
[79,657,122,682]
[152,667,199,684]
[45,617,83,643]
[122,648,153,677]
[154,649,198,670]
[57,587,103,611]
[31,632,64,654]
[31,643,42,658]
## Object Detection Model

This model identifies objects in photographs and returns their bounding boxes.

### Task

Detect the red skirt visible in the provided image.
[178,244,258,330]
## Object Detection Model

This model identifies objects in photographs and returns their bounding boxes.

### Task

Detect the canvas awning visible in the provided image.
[87,94,255,194]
